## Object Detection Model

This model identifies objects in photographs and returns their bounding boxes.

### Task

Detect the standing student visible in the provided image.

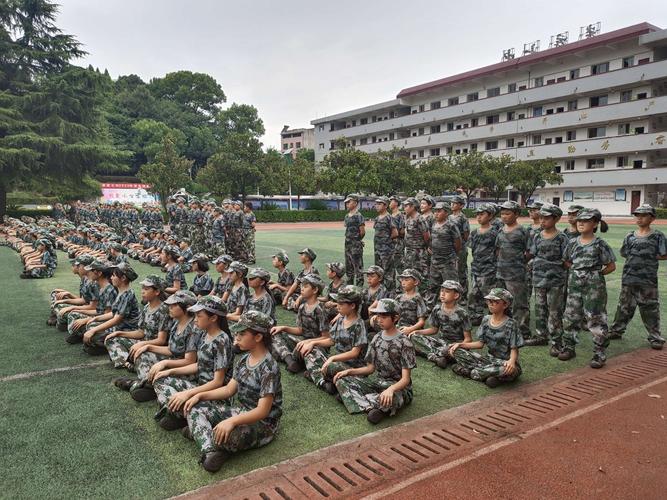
[334,298,416,424]
[450,288,524,387]
[344,194,366,286]
[561,209,616,368]
[373,196,397,290]
[402,198,430,282]
[427,202,462,308]
[282,247,319,311]
[469,204,499,326]
[448,195,470,306]
[268,251,294,304]
[609,204,667,350]
[389,196,406,288]
[564,205,584,240]
[525,200,544,302]
[242,201,257,264]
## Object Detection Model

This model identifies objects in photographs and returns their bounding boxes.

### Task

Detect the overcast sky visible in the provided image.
[56,0,667,150]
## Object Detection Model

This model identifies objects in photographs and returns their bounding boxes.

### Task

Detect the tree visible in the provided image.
[508,158,563,206]
[148,70,226,117]
[258,148,288,196]
[448,151,486,204]
[137,134,192,216]
[288,149,318,207]
[480,154,513,202]
[214,103,265,143]
[317,144,379,195]
[130,118,186,163]
[417,156,459,196]
[373,148,419,195]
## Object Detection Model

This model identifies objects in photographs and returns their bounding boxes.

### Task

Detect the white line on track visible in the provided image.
[0,360,108,383]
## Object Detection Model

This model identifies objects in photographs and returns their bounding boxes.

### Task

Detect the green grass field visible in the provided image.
[0,223,663,499]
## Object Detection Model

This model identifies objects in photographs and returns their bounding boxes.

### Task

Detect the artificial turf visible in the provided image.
[0,223,662,499]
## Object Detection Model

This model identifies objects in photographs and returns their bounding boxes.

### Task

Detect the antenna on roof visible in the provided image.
[579,22,601,40]
[549,31,569,48]
[501,48,515,61]
[522,40,540,56]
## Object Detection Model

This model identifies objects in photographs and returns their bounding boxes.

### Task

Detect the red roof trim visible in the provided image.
[397,22,660,98]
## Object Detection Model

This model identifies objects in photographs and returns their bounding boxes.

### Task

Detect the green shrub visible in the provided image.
[6,208,54,218]
[255,209,375,223]
[305,199,328,211]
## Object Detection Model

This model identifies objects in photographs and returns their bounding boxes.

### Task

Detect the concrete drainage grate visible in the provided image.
[180,350,667,500]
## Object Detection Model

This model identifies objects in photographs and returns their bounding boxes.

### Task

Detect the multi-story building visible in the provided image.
[311,22,667,215]
[280,126,315,158]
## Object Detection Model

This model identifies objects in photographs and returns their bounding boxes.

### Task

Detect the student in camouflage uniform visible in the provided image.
[526,204,569,350]
[495,201,531,338]
[344,194,366,286]
[609,204,667,349]
[361,265,391,332]
[410,280,471,368]
[282,247,319,311]
[420,195,435,273]
[389,196,406,288]
[392,269,428,336]
[449,195,470,306]
[469,204,499,326]
[211,255,233,298]
[227,201,245,262]
[299,285,367,395]
[152,295,234,431]
[189,255,214,297]
[402,198,430,281]
[427,202,462,308]
[268,251,294,304]
[224,261,250,322]
[334,298,416,424]
[183,311,282,473]
[373,196,397,290]
[245,268,276,321]
[564,205,584,240]
[162,245,187,294]
[320,262,346,322]
[242,202,257,264]
[21,239,57,278]
[525,200,544,302]
[47,254,95,328]
[272,274,328,373]
[450,288,524,387]
[210,207,227,257]
[561,209,616,368]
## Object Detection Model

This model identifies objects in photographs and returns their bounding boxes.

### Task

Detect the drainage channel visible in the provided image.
[180,349,667,500]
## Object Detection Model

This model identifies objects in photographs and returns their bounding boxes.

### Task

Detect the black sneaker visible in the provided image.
[65,333,82,344]
[57,322,68,332]
[181,426,194,441]
[46,314,57,326]
[113,377,135,391]
[549,344,561,357]
[159,414,187,431]
[650,341,664,351]
[485,376,501,388]
[452,364,470,377]
[590,355,606,369]
[558,349,576,361]
[83,344,107,356]
[607,332,623,340]
[284,355,303,374]
[434,356,449,369]
[367,409,386,425]
[320,381,337,395]
[202,451,229,472]
[130,386,157,402]
[524,337,548,346]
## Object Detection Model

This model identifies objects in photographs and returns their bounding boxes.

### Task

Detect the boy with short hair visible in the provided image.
[344,194,366,286]
[282,247,319,311]
[469,204,499,326]
[268,251,295,304]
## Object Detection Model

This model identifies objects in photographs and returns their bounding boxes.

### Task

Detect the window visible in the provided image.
[283,143,288,150]
[517,141,525,147]
[330,141,335,150]
[446,146,453,154]
[555,137,563,144]
[518,113,526,119]
[418,104,425,112]
[554,165,561,173]
[508,83,517,93]
[455,149,461,154]
[447,97,459,106]
[485,141,498,150]
[556,107,564,113]
[567,99,578,111]
[519,85,527,91]
[638,57,650,65]
[351,120,356,127]
[621,90,632,102]
[617,156,629,167]
[371,116,377,123]
[456,124,462,129]
[622,56,634,68]
[637,92,648,100]
[615,188,627,201]
[388,133,394,141]
[635,126,645,134]
[462,123,469,128]
[545,138,553,145]
[565,160,575,171]
[430,125,441,134]
[318,125,324,132]
[633,160,643,169]
[532,134,542,145]
[618,124,630,134]
[289,142,293,148]
[372,136,377,143]
[418,127,424,135]
[547,79,556,85]
[590,95,607,107]
[506,138,515,148]
[534,76,543,87]
[570,68,580,79]
[351,139,356,146]
[467,92,479,102]
[296,142,301,148]
[318,143,324,149]
[587,158,605,169]
[566,130,577,141]
[431,101,441,110]
[533,106,543,117]
[546,108,554,115]
[412,154,417,160]
[360,118,368,125]
[430,148,441,157]
[418,150,425,158]
[487,87,500,98]
[588,127,606,138]
[447,123,454,131]
[557,76,566,82]
[330,123,335,131]
[564,191,574,202]
[486,114,499,125]
[507,111,515,121]
[591,62,609,75]
[360,138,368,145]
[470,143,478,151]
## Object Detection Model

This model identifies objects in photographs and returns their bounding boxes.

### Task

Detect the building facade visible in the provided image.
[311,22,667,215]
[281,126,315,158]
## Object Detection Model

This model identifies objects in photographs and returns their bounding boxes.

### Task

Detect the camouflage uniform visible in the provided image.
[361,282,390,323]
[286,265,319,311]
[165,263,187,290]
[88,289,140,348]
[344,210,365,286]
[403,212,430,280]
[271,268,295,304]
[187,352,282,454]
[29,250,57,278]
[225,284,249,314]
[55,277,98,330]
[246,291,276,321]
[242,211,257,264]
[610,229,667,346]
[68,283,117,339]
[304,316,367,387]
[373,213,395,290]
[411,304,470,362]
[213,275,232,298]
[468,226,499,325]
[448,212,470,306]
[453,315,524,382]
[273,302,328,362]
[336,331,416,415]
[191,272,214,296]
[211,214,226,257]
[427,218,461,307]
[321,279,345,322]
[495,226,531,337]
[395,292,428,329]
[391,210,406,286]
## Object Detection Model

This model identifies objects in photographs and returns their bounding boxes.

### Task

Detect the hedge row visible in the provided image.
[255,209,376,223]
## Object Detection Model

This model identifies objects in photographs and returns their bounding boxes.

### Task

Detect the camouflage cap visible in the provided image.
[140,274,166,291]
[164,290,198,307]
[539,203,563,218]
[110,262,138,282]
[84,259,111,272]
[450,194,466,205]
[402,197,418,207]
[389,195,401,204]
[271,250,289,264]
[330,284,363,303]
[576,208,602,221]
[421,194,435,206]
[247,267,271,281]
[222,198,232,205]
[188,295,228,316]
[632,204,656,217]
[162,245,181,258]
[369,298,400,315]
[326,262,345,277]
[344,193,360,203]
[301,273,325,291]
[232,199,242,206]
[212,254,233,265]
[230,310,274,334]
[434,201,451,212]
[108,242,123,252]
[229,261,248,275]
[441,280,464,294]
[398,268,422,282]
[499,200,521,212]
[475,203,496,214]
[375,196,390,205]
[71,254,95,266]
[484,287,513,303]
[363,265,385,277]
[567,204,585,214]
[526,200,544,209]
[188,253,209,264]
[181,237,191,244]
[297,247,317,261]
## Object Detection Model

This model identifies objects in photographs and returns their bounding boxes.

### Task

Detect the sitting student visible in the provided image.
[107,242,129,265]
[151,295,234,431]
[189,255,214,297]
[361,265,391,333]
[271,274,328,373]
[179,238,194,272]
[162,244,187,294]
[334,298,416,424]
[210,254,233,298]
[47,254,95,327]
[21,239,57,279]
[268,251,294,304]
[82,262,140,356]
[383,269,427,337]
[107,275,173,375]
[449,288,524,387]
[409,280,471,369]
[183,311,282,473]
[320,262,346,322]
[246,268,276,321]
[223,261,249,322]
[282,247,319,311]
[297,285,367,395]
[128,290,200,402]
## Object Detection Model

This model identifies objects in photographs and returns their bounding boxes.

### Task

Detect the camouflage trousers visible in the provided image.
[187,400,276,454]
[403,246,428,281]
[270,289,285,305]
[28,267,54,278]
[244,229,256,264]
[496,277,531,338]
[469,274,497,326]
[104,336,140,368]
[410,335,455,363]
[391,240,405,287]
[562,270,609,356]
[427,258,458,308]
[345,240,364,286]
[534,285,566,345]
[53,302,72,330]
[303,346,356,387]
[192,226,207,254]
[610,285,664,345]
[67,312,96,338]
[374,249,395,292]
[456,247,469,306]
[526,260,534,299]
[453,348,522,382]
[271,332,307,362]
[134,351,170,386]
[335,373,412,415]
[154,375,198,419]
[210,241,226,259]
